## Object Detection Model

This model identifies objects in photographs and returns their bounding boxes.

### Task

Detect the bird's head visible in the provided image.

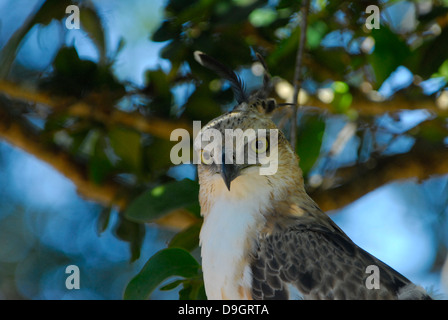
[193,52,303,201]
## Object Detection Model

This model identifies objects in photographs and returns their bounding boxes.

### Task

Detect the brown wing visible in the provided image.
[249,218,422,300]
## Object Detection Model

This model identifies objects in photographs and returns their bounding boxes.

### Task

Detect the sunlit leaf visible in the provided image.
[249,8,277,27]
[306,20,327,50]
[436,60,448,81]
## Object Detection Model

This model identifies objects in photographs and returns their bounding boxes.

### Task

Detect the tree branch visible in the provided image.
[1,81,447,226]
[0,80,191,140]
[307,93,446,117]
[310,141,448,212]
[1,80,444,139]
[0,100,128,210]
[0,100,196,229]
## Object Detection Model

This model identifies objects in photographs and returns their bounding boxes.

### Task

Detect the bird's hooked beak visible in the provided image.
[220,151,240,191]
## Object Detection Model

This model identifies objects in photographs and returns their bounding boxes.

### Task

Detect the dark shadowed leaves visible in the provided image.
[296,113,326,176]
[109,127,142,173]
[125,179,200,223]
[40,47,125,100]
[80,6,107,64]
[114,215,146,262]
[88,134,113,185]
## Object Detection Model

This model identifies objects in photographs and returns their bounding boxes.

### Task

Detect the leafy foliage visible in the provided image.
[125,179,200,223]
[124,248,204,300]
[1,0,447,299]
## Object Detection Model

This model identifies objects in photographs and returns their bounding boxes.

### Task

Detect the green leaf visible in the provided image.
[296,114,326,176]
[435,59,448,81]
[109,127,142,172]
[159,279,184,291]
[96,205,112,235]
[368,27,411,88]
[152,20,179,42]
[80,6,106,64]
[145,69,174,117]
[32,0,72,26]
[114,216,145,262]
[249,8,277,27]
[185,202,201,219]
[88,134,113,185]
[125,179,200,223]
[306,20,327,50]
[124,248,200,300]
[0,0,71,78]
[145,137,177,173]
[178,278,206,300]
[168,221,202,251]
[183,84,222,121]
[39,46,125,99]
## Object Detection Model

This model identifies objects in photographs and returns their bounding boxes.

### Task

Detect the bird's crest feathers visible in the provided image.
[194,51,282,116]
[194,51,248,105]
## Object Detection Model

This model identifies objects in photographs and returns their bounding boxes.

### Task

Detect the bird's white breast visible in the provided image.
[199,177,270,299]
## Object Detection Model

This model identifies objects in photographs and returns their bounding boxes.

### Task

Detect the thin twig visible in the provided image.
[291,0,310,151]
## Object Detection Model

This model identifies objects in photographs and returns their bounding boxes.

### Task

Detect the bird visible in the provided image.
[193,51,431,300]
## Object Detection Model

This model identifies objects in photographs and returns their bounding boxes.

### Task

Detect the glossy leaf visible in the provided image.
[124,248,200,300]
[159,279,184,291]
[178,278,207,300]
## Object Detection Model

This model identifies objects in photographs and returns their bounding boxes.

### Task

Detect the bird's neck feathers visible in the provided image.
[198,156,313,221]
[198,152,319,299]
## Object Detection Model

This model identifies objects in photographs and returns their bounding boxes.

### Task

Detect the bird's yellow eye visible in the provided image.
[200,149,213,165]
[251,138,269,154]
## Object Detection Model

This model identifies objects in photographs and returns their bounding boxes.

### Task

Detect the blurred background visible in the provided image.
[0,0,447,299]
